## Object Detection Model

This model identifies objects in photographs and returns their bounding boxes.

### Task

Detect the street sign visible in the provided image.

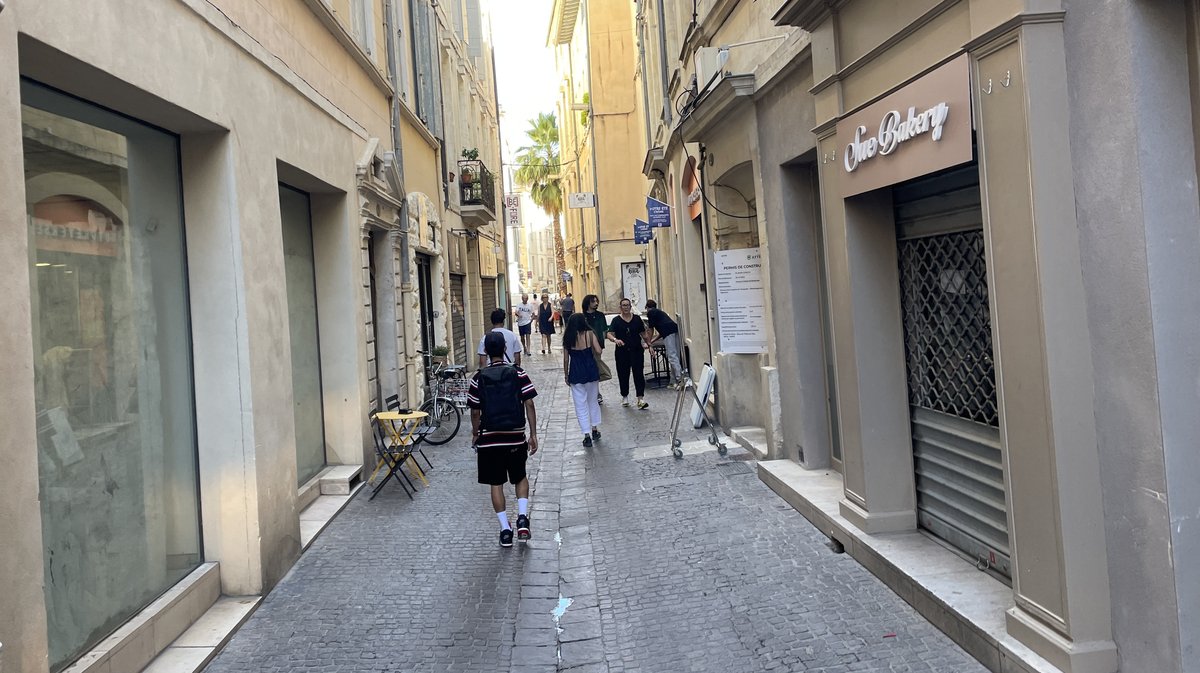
[634,219,652,244]
[647,196,671,227]
[568,192,597,208]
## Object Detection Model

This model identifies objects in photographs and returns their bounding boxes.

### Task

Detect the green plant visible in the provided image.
[461,147,479,161]
[514,113,568,296]
[579,92,590,128]
[431,345,450,357]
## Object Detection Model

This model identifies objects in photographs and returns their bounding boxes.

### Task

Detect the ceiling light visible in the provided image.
[35,262,51,267]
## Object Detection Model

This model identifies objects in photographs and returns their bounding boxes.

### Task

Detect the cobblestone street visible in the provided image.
[204,351,988,673]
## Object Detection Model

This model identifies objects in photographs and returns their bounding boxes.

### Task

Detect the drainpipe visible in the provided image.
[383,0,407,196]
[655,0,671,123]
[582,0,604,306]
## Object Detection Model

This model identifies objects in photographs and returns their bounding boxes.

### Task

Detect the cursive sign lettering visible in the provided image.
[844,103,950,173]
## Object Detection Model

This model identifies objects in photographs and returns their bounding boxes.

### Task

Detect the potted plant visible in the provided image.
[461,147,479,161]
[460,148,479,185]
[430,345,450,366]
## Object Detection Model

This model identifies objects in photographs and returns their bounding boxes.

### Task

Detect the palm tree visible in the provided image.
[514,112,567,296]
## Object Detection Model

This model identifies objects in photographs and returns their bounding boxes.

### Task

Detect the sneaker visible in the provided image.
[622,396,631,407]
[597,394,604,404]
[637,399,649,410]
[582,435,593,447]
[500,529,514,548]
[592,428,601,441]
[516,515,530,541]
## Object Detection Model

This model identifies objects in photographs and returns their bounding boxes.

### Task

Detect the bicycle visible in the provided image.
[414,350,466,445]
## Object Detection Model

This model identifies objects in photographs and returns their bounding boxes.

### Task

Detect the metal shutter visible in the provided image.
[450,274,468,366]
[480,278,498,328]
[894,164,1010,579]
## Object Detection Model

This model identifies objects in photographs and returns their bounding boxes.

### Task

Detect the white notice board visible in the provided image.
[713,248,767,354]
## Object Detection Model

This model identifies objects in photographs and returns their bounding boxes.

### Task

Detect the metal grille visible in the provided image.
[897,230,998,427]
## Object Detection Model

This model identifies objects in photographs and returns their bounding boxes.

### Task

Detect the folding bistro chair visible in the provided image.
[369,411,418,500]
[385,394,434,470]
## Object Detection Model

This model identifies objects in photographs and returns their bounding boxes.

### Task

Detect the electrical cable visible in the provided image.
[681,144,758,220]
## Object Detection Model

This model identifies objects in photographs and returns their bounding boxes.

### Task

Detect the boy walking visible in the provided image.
[468,332,539,547]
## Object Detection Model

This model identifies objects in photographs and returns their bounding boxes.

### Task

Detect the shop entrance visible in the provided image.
[416,253,435,354]
[894,164,1010,579]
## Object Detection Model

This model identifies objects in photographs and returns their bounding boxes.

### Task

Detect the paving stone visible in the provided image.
[203,356,988,673]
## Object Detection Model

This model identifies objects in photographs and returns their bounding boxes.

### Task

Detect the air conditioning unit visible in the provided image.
[694,46,730,94]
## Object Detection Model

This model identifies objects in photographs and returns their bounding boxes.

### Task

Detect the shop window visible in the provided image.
[21,80,201,672]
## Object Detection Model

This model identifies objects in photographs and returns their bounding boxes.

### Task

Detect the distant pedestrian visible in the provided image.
[514,293,536,355]
[537,294,556,354]
[581,294,609,404]
[607,297,650,409]
[469,332,539,548]
[560,293,576,326]
[477,308,522,368]
[644,299,683,387]
[562,312,602,447]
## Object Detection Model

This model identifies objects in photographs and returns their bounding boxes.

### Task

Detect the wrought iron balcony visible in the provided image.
[458,159,496,227]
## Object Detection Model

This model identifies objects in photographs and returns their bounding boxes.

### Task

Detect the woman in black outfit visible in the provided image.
[537,294,555,354]
[606,297,650,409]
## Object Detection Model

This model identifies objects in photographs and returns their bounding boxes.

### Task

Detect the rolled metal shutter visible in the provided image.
[894,165,1011,579]
[480,278,498,327]
[450,274,468,365]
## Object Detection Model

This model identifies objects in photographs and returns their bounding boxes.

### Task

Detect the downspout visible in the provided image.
[655,0,671,123]
[582,0,604,306]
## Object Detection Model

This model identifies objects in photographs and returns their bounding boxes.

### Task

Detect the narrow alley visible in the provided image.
[203,351,985,673]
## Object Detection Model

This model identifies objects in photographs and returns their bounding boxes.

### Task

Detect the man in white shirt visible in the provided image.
[514,293,536,355]
[478,308,523,367]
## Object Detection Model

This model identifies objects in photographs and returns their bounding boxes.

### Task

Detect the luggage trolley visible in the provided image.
[667,366,728,459]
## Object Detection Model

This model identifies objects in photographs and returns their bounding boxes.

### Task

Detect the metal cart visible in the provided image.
[666,368,728,459]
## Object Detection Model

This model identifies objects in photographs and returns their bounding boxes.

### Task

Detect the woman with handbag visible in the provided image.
[581,294,609,403]
[563,312,603,447]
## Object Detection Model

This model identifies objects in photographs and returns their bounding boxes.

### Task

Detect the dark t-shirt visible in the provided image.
[585,311,609,349]
[560,296,575,313]
[646,308,678,338]
[608,314,646,353]
[467,364,537,448]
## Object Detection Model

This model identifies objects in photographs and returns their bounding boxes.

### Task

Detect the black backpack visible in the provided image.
[477,365,524,431]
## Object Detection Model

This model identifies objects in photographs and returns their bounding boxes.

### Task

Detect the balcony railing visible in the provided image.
[458,159,496,225]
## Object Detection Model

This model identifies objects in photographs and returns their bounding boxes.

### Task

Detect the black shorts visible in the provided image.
[518,323,532,336]
[477,443,529,485]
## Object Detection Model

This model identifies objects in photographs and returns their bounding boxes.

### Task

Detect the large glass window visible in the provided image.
[279,185,327,486]
[22,81,201,672]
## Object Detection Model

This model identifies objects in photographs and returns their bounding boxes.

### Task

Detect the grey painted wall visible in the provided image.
[754,61,829,465]
[1063,1,1200,670]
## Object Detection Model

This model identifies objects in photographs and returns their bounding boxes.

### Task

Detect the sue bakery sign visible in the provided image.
[835,55,972,197]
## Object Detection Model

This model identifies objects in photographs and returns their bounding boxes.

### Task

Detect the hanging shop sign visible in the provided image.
[684,158,703,220]
[835,54,972,197]
[713,247,768,354]
[646,196,672,227]
[633,218,653,244]
[504,194,520,227]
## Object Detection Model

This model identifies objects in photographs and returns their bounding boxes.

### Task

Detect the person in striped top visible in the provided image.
[468,332,539,547]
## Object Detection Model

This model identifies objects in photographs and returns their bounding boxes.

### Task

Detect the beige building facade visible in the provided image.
[637,1,1200,672]
[0,0,502,671]
[549,0,649,312]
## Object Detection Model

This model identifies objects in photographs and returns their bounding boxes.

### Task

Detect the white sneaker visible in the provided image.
[621,396,631,407]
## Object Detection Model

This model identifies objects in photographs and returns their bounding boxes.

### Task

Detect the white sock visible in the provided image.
[497,511,510,531]
[518,498,529,517]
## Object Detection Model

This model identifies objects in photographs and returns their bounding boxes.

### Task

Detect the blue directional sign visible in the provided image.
[634,218,653,244]
[647,196,672,228]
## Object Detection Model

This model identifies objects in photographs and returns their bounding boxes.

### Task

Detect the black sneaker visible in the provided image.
[592,429,601,441]
[516,515,531,541]
[597,394,604,404]
[499,529,514,548]
[582,435,593,447]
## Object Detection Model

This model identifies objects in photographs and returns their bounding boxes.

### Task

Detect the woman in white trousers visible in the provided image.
[562,313,603,446]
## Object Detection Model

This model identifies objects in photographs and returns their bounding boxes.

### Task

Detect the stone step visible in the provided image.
[319,464,363,495]
[729,426,768,459]
[141,596,260,673]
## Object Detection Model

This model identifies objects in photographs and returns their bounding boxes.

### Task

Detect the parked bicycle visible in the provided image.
[415,350,466,445]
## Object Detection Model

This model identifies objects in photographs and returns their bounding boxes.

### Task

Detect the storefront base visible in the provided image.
[758,460,1063,673]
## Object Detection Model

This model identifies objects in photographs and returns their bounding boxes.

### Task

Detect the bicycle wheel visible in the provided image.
[418,397,461,445]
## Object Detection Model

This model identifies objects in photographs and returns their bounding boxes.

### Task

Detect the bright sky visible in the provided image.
[486,0,559,205]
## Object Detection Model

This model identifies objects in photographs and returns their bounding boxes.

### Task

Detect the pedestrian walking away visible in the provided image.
[468,332,539,547]
[645,299,683,387]
[562,312,602,446]
[559,292,575,327]
[514,293,536,355]
[477,308,523,368]
[607,297,650,409]
[537,294,556,354]
[581,293,609,403]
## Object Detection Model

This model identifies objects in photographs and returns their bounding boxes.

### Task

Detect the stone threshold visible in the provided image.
[757,460,1062,673]
[300,481,365,550]
[142,596,260,673]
